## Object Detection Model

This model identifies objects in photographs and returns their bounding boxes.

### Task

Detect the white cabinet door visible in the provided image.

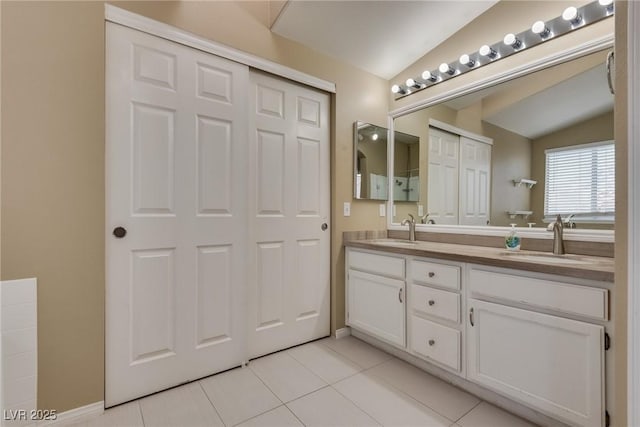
[459,137,491,226]
[106,23,247,406]
[347,270,405,347]
[467,299,604,427]
[247,71,330,359]
[428,127,459,225]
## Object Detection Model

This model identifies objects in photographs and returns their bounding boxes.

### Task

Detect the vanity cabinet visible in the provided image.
[408,258,463,372]
[345,244,611,427]
[467,267,607,427]
[346,250,406,348]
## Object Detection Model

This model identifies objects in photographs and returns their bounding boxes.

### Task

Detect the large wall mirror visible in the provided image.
[391,46,614,234]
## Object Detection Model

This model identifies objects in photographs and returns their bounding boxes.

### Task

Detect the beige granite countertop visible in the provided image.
[345,238,614,282]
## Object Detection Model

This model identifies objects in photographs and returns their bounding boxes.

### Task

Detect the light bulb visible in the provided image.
[459,54,474,67]
[372,133,379,141]
[503,33,522,49]
[439,63,455,75]
[405,78,421,89]
[562,6,581,24]
[532,20,550,37]
[421,70,437,82]
[391,84,401,94]
[479,45,497,58]
[599,0,614,12]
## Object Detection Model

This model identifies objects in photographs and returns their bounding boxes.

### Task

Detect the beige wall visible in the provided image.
[1,0,388,412]
[530,111,614,227]
[482,123,532,227]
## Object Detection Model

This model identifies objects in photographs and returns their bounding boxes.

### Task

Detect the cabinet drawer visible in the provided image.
[348,250,405,279]
[411,260,460,290]
[410,316,461,371]
[411,284,460,323]
[469,268,608,320]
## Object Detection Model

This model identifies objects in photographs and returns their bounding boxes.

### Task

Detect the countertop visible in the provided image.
[345,238,614,282]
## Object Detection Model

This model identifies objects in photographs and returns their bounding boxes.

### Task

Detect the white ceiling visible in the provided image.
[482,64,614,139]
[271,1,498,80]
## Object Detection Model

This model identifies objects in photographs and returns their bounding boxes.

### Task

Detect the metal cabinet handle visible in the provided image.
[606,51,615,95]
[428,272,435,278]
[398,288,403,303]
[428,339,435,346]
[469,307,475,327]
[428,299,435,306]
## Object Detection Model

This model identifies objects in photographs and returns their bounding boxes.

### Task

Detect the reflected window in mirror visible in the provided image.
[354,121,389,200]
[391,48,614,230]
[545,141,615,225]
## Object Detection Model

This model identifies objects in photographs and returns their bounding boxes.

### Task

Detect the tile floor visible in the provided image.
[61,336,537,427]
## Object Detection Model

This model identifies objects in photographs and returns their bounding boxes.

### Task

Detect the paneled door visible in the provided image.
[106,23,248,406]
[428,127,459,225]
[458,137,491,226]
[247,71,330,358]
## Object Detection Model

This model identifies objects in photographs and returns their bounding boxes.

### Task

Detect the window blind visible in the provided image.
[544,141,615,221]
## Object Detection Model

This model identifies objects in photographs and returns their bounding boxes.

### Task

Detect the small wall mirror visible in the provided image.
[354,121,389,200]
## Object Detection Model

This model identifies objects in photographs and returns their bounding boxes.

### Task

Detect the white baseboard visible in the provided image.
[335,327,351,339]
[39,401,103,426]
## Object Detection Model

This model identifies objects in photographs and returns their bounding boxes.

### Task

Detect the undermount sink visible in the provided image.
[369,239,419,247]
[502,252,592,265]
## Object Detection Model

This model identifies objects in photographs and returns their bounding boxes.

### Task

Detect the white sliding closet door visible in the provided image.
[106,23,248,406]
[247,71,330,358]
[459,137,492,226]
[428,127,459,225]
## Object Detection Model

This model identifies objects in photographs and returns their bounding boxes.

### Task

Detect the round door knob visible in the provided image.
[113,226,127,238]
[321,223,328,231]
[428,300,435,306]
[428,339,435,346]
[428,272,435,278]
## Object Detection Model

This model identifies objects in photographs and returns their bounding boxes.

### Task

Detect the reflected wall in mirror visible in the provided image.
[392,48,614,230]
[354,121,389,200]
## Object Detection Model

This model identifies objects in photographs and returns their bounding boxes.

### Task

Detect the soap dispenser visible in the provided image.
[505,223,521,251]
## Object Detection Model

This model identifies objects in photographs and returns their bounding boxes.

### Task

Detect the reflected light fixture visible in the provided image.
[562,6,582,25]
[532,20,551,38]
[421,70,437,82]
[503,33,522,49]
[439,62,456,75]
[371,132,379,141]
[479,44,497,58]
[459,54,475,67]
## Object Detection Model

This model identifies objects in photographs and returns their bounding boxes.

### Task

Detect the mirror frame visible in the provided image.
[387,33,615,243]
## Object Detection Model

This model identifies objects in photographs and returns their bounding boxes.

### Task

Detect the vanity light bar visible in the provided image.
[391,0,614,100]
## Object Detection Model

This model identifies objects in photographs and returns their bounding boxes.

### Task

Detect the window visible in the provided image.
[544,141,615,222]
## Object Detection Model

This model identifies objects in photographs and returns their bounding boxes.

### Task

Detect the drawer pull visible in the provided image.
[469,307,475,327]
[428,272,435,278]
[428,299,435,306]
[428,339,435,346]
[399,288,403,303]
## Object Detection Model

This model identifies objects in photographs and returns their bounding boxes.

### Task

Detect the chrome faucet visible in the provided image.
[401,214,416,241]
[420,213,430,224]
[547,214,565,255]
